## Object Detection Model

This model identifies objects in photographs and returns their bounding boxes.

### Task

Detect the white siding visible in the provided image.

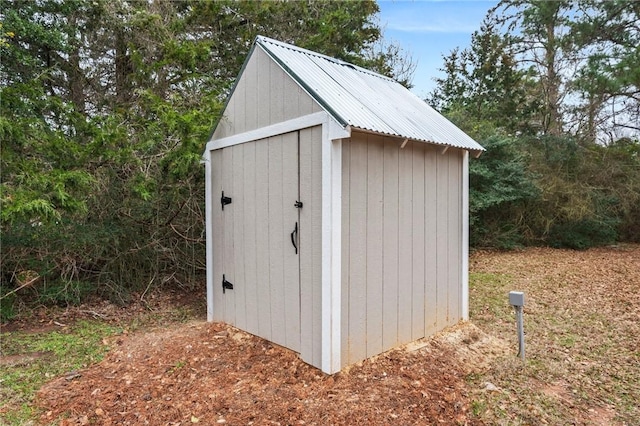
[211,150,224,322]
[424,145,438,335]
[212,47,323,141]
[232,143,246,330]
[340,139,351,365]
[382,137,399,350]
[222,147,236,325]
[348,133,368,362]
[207,38,474,374]
[267,136,287,346]
[299,125,323,368]
[411,142,426,340]
[341,132,465,366]
[208,42,327,368]
[213,133,303,353]
[365,135,384,358]
[243,142,259,334]
[255,140,271,340]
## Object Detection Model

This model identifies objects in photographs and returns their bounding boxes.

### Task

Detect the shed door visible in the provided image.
[219,132,301,352]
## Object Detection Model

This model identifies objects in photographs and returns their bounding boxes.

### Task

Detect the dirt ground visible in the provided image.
[35,320,505,425]
[24,245,640,425]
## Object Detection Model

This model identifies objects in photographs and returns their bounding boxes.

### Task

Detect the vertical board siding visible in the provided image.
[211,150,224,322]
[267,136,286,346]
[283,75,300,120]
[214,132,304,355]
[424,145,438,335]
[222,147,236,325]
[269,56,285,125]
[255,140,272,341]
[282,133,300,351]
[299,125,323,368]
[348,134,368,363]
[435,150,450,327]
[245,54,258,133]
[342,132,464,366]
[382,137,400,351]
[366,136,384,358]
[397,142,414,346]
[243,142,259,333]
[256,48,272,130]
[232,144,246,330]
[211,47,322,141]
[233,68,246,133]
[448,153,462,325]
[411,142,426,340]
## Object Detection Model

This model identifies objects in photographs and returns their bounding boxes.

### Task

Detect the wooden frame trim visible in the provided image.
[320,117,346,374]
[205,112,350,370]
[204,111,328,153]
[205,150,215,322]
[461,150,470,321]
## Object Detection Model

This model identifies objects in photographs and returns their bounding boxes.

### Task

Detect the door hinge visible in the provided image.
[221,191,232,210]
[222,274,234,293]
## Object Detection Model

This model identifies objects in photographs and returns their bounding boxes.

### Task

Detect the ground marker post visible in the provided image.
[509,291,525,361]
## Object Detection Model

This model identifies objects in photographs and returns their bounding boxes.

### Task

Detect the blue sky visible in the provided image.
[377,0,499,98]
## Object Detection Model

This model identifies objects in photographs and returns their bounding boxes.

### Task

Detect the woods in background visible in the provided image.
[1,0,638,315]
[429,0,640,248]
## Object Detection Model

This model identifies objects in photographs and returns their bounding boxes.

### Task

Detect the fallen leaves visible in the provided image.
[32,245,640,425]
[36,321,483,425]
[469,244,640,425]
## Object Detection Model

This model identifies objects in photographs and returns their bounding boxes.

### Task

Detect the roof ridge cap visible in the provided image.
[255,35,395,82]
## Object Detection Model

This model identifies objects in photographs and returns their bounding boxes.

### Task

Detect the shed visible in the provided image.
[203,36,485,374]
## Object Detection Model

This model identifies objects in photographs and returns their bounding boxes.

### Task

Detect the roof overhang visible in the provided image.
[348,126,484,158]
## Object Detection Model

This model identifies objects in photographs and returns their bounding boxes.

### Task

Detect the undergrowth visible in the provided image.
[0,321,121,425]
[467,247,640,425]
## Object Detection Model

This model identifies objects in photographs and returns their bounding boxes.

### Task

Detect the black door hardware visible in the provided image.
[222,274,234,293]
[290,221,298,254]
[294,200,303,209]
[221,191,232,210]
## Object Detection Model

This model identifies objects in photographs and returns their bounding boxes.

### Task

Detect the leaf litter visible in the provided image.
[32,245,640,425]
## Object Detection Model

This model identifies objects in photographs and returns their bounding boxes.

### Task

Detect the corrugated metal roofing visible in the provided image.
[256,36,484,153]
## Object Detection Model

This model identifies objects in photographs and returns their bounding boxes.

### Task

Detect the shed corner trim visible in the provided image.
[321,115,343,374]
[461,150,470,321]
[204,150,215,322]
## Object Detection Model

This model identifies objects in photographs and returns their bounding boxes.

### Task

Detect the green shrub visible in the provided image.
[1,291,17,321]
[469,135,539,248]
[548,218,618,250]
[36,280,95,306]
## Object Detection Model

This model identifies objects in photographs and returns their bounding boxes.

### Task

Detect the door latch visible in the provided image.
[222,274,234,293]
[221,191,232,210]
[294,200,303,209]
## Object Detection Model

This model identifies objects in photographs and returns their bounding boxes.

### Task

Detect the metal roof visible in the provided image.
[256,36,484,153]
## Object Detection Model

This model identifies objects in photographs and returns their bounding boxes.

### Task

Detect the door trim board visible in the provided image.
[204,111,349,153]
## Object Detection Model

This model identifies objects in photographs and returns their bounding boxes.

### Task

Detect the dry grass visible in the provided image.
[4,246,639,425]
[467,245,640,425]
